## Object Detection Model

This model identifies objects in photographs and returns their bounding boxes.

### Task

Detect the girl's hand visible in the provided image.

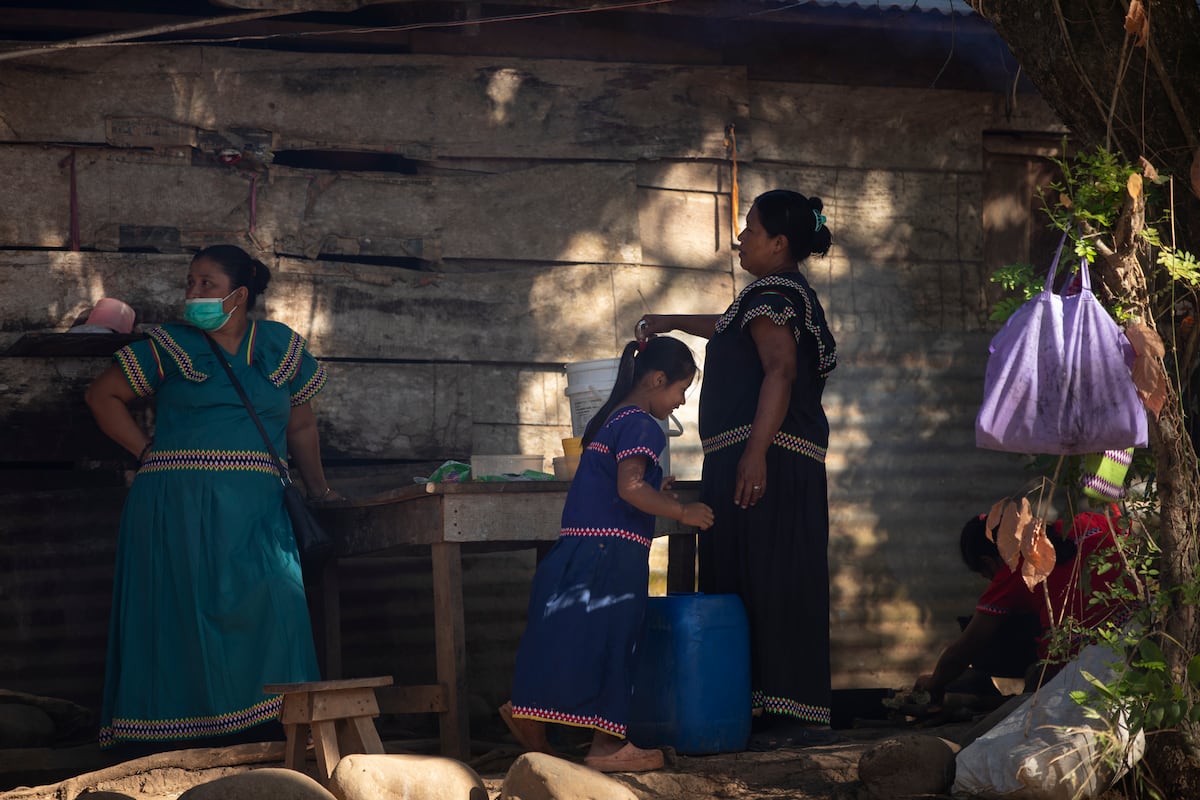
[680,502,715,530]
[661,475,676,493]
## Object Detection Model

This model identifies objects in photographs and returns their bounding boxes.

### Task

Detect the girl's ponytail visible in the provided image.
[581,341,640,447]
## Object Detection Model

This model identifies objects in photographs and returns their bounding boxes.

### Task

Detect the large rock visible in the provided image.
[0,703,55,748]
[328,754,487,800]
[858,734,960,799]
[176,767,335,800]
[500,752,639,800]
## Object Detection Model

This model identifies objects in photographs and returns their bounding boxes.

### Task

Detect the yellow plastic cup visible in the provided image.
[562,436,583,457]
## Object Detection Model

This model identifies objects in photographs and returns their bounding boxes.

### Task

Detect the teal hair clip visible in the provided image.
[813,210,827,232]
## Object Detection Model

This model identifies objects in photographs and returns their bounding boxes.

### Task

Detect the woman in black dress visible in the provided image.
[638,188,837,749]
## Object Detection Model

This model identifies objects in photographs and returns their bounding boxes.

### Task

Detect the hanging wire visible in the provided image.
[0,0,676,61]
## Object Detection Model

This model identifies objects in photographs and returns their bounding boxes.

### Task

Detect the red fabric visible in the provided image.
[975,512,1129,660]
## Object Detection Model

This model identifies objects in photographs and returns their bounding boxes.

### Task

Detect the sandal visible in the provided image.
[584,742,665,773]
[499,701,558,756]
[747,721,840,751]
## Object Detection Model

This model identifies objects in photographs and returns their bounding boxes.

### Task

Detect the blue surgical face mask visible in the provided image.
[184,290,238,331]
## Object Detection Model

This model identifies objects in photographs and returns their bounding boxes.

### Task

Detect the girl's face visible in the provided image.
[737,204,789,276]
[647,374,693,420]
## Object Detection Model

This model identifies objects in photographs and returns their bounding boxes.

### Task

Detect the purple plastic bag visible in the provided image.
[976,237,1147,455]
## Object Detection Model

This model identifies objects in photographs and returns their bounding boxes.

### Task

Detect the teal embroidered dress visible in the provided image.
[99,321,324,749]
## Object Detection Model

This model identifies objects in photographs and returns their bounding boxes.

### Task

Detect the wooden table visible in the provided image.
[311,479,701,760]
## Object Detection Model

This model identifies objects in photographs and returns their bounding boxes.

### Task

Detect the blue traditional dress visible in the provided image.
[697,272,837,727]
[510,406,665,738]
[98,320,324,749]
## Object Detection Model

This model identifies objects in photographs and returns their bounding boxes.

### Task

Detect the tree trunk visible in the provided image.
[970,0,1200,778]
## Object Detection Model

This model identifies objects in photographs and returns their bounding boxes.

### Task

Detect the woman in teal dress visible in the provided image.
[85,245,340,750]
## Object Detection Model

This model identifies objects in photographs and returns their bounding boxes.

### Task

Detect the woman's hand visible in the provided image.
[311,487,344,504]
[636,315,668,341]
[735,451,768,509]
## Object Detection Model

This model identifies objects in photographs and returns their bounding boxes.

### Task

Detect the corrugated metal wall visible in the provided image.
[0,16,1062,723]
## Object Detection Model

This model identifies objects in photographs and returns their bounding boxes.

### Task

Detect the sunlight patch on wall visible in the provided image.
[486,68,523,125]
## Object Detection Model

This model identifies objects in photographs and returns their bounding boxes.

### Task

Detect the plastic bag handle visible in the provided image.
[1044,232,1067,292]
[1043,232,1092,295]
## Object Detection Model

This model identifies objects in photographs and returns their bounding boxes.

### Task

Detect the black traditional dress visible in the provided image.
[698,273,837,725]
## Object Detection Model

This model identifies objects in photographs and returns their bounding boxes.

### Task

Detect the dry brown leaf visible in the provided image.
[1126,323,1168,417]
[1020,518,1056,590]
[1127,171,1142,202]
[1139,156,1159,182]
[1060,192,1073,210]
[1126,322,1165,358]
[996,499,1024,572]
[985,498,1007,542]
[1125,0,1148,47]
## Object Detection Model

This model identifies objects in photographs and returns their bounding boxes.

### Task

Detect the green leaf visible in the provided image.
[1187,654,1200,688]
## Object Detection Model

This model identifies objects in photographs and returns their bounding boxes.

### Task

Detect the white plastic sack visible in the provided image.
[952,644,1144,799]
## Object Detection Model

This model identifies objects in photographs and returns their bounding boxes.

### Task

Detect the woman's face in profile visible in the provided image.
[186,257,233,300]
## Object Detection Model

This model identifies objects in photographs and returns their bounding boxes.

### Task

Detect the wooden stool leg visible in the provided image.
[310,719,341,784]
[346,715,384,754]
[282,723,306,771]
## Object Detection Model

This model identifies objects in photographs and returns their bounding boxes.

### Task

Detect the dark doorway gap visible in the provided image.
[272,149,420,174]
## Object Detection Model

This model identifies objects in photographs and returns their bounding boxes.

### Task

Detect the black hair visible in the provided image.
[752,189,833,260]
[193,244,272,312]
[580,336,697,447]
[959,514,1079,576]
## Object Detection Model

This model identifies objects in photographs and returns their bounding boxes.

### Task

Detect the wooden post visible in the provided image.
[430,541,470,760]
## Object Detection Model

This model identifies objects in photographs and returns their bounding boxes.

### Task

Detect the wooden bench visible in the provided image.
[263,676,393,784]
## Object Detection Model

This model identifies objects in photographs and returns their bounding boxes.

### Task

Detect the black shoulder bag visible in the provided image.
[204,333,335,578]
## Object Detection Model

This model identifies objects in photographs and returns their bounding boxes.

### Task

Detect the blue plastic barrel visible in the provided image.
[626,592,751,754]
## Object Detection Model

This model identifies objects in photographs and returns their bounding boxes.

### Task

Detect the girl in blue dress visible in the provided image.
[501,336,714,773]
[85,245,339,751]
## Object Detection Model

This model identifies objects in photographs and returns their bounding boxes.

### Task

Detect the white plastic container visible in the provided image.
[563,357,682,475]
[564,358,622,437]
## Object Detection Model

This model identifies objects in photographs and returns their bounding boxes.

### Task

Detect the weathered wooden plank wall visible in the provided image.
[0,35,1068,712]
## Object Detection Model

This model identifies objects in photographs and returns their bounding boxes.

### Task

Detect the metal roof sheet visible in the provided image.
[790,0,977,14]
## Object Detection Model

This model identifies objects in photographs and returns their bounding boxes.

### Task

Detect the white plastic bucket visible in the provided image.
[565,358,622,438]
[564,357,682,474]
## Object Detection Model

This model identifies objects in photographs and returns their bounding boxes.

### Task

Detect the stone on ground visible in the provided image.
[857,733,960,799]
[500,752,639,800]
[176,767,334,800]
[0,704,56,748]
[328,753,487,800]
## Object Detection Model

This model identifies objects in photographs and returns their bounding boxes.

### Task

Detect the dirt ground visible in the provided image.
[0,721,980,800]
[1,702,1149,800]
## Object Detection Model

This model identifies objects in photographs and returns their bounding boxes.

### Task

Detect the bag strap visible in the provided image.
[203,332,291,486]
[1044,232,1068,292]
[1044,231,1093,295]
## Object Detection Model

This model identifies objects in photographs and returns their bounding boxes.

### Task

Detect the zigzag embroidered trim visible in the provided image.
[99,695,282,749]
[701,426,827,462]
[561,527,652,549]
[270,331,305,387]
[616,445,659,464]
[608,407,646,425]
[290,363,327,406]
[751,691,831,726]
[1082,475,1125,501]
[1100,449,1134,467]
[138,450,279,475]
[713,275,837,377]
[116,348,154,397]
[510,704,626,737]
[149,327,209,382]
